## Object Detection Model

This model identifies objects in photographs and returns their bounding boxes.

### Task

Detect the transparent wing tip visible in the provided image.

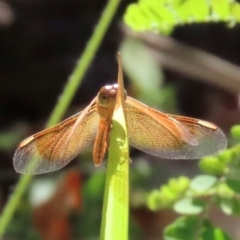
[213,127,228,153]
[13,147,66,175]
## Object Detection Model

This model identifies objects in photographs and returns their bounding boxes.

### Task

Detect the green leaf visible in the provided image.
[231,3,240,21]
[123,0,240,35]
[148,191,171,210]
[226,178,240,194]
[147,189,164,211]
[168,176,190,195]
[174,198,205,215]
[218,149,234,165]
[201,219,232,240]
[147,186,176,211]
[190,175,217,193]
[147,176,190,211]
[211,0,230,20]
[217,182,234,198]
[230,125,240,140]
[161,185,178,200]
[123,4,151,32]
[186,0,209,21]
[164,216,200,240]
[217,196,240,216]
[199,156,227,176]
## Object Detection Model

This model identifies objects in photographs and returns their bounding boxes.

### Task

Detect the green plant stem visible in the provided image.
[0,0,121,236]
[100,109,129,240]
[100,54,129,240]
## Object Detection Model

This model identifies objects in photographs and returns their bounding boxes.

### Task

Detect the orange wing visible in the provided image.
[125,96,227,159]
[13,106,99,174]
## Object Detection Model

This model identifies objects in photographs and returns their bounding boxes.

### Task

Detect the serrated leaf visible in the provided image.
[123,0,240,34]
[190,175,217,192]
[174,198,205,215]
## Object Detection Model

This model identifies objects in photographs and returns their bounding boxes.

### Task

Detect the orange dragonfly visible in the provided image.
[13,84,227,174]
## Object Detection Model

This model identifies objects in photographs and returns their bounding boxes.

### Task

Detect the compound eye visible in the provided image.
[98,93,108,106]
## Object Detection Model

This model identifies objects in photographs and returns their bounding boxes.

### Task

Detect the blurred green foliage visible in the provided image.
[124,0,240,34]
[5,193,41,240]
[165,217,231,240]
[0,131,23,150]
[120,37,177,113]
[146,125,240,239]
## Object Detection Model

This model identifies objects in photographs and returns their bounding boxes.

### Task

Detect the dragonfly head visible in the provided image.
[97,84,127,109]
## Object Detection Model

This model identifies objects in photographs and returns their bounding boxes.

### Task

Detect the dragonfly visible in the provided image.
[13,83,227,174]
